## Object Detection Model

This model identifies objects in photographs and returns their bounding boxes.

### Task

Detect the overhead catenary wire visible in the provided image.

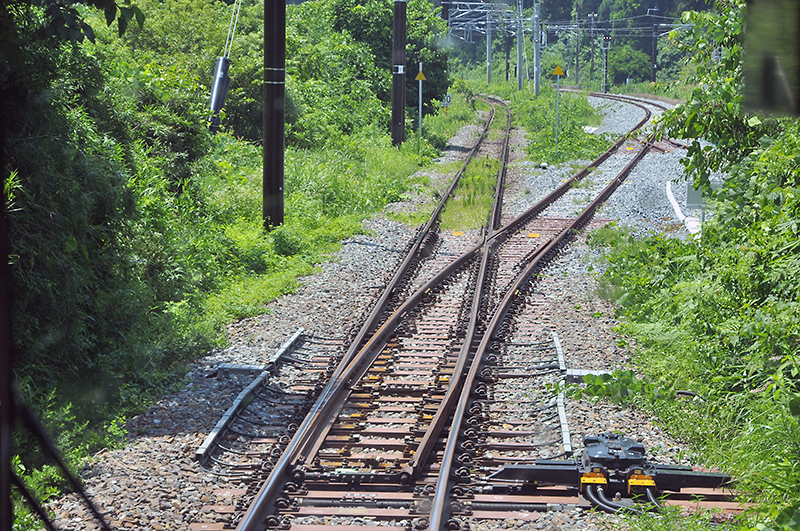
[223,0,244,59]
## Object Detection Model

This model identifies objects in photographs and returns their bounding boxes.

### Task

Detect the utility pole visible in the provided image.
[263,0,285,228]
[486,10,492,84]
[601,32,610,92]
[652,23,658,82]
[391,0,406,146]
[533,2,540,96]
[574,12,579,85]
[588,13,596,81]
[1,182,11,531]
[517,0,523,90]
[648,7,659,82]
[505,35,511,82]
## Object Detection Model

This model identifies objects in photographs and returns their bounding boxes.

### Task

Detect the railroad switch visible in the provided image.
[485,433,732,513]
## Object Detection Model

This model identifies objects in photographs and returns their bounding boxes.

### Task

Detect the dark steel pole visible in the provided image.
[574,12,579,85]
[263,0,285,228]
[652,24,657,82]
[486,10,491,84]
[517,8,523,90]
[391,0,407,146]
[589,15,595,80]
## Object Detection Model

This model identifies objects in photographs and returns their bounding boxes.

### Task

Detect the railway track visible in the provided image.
[190,93,734,531]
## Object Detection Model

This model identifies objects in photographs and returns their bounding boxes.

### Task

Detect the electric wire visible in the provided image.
[223,0,244,59]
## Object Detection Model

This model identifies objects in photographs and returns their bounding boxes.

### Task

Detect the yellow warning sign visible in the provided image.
[552,65,565,76]
[415,71,426,81]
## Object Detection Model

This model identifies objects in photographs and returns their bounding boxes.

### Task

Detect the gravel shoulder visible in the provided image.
[47,95,698,530]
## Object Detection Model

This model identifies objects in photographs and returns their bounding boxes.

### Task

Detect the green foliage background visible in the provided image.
[587,1,800,529]
[0,0,459,524]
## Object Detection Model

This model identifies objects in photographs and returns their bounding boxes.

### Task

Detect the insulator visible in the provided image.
[209,57,231,113]
[208,56,231,133]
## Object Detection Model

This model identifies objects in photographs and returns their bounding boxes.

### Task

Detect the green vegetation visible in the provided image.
[1,0,466,526]
[584,1,800,529]
[515,85,609,164]
[467,80,610,165]
[440,157,500,230]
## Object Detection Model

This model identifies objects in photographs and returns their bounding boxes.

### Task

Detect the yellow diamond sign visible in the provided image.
[552,65,565,76]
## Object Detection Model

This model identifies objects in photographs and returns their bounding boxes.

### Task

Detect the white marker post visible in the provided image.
[553,65,564,155]
[416,63,425,153]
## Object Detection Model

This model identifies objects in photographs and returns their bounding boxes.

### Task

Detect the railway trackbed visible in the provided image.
[187,93,740,531]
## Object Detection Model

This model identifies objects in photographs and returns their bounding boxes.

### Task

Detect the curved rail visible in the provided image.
[235,97,505,531]
[234,92,660,531]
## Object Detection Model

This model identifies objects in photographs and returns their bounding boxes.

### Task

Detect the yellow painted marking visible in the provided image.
[528,233,540,238]
[581,476,608,484]
[452,230,464,236]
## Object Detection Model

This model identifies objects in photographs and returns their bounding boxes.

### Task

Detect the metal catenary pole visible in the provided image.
[574,12,579,85]
[392,0,407,146]
[555,70,560,154]
[589,13,595,80]
[1,146,12,531]
[486,10,492,84]
[505,35,511,81]
[652,23,658,82]
[533,3,541,96]
[517,0,523,90]
[263,0,285,228]
[649,7,659,82]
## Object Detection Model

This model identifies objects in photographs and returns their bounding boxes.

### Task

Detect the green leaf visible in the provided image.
[82,23,96,43]
[105,0,117,26]
[132,5,145,28]
[64,235,78,254]
[789,395,800,419]
[748,116,762,127]
[119,6,133,22]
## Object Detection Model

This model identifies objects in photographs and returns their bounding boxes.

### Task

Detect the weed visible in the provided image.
[569,370,653,405]
[572,178,595,189]
[440,156,499,230]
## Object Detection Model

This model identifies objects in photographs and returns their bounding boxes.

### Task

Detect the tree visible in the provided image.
[608,43,650,83]
[328,0,449,113]
[657,0,779,189]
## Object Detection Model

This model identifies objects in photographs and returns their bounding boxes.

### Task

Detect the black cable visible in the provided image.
[585,484,621,513]
[645,487,661,508]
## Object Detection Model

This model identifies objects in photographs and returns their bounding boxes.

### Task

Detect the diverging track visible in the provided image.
[190,94,731,531]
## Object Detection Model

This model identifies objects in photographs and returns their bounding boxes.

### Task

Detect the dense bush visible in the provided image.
[2,0,464,526]
[590,1,800,528]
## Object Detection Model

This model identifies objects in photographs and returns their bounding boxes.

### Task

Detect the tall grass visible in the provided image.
[440,156,499,230]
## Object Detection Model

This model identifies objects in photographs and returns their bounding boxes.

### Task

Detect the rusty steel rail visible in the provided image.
[234,93,659,531]
[235,97,505,531]
[429,135,654,531]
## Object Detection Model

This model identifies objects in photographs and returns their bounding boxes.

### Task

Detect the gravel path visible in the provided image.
[45,95,700,531]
